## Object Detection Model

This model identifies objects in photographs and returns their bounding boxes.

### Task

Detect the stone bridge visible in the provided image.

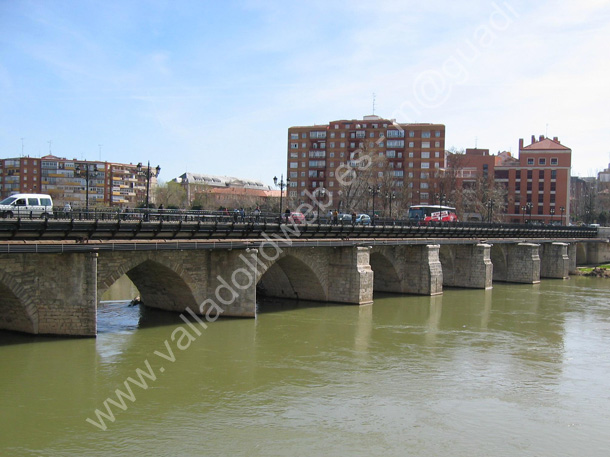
[0,236,608,336]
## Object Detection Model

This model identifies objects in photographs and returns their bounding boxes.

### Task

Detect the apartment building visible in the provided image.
[287,115,446,210]
[447,135,572,223]
[0,155,157,208]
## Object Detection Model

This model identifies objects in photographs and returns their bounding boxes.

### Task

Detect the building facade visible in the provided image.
[175,173,280,209]
[0,155,158,208]
[287,115,446,212]
[446,135,572,223]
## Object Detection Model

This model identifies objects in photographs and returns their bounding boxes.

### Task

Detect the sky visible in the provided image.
[1,0,609,186]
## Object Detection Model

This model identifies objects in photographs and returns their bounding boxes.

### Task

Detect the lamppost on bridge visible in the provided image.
[369,184,380,225]
[317,188,326,223]
[435,192,446,207]
[560,206,565,226]
[521,205,526,224]
[75,163,100,215]
[386,190,396,220]
[137,161,161,221]
[486,199,495,223]
[274,175,290,223]
[550,207,555,223]
[525,202,533,223]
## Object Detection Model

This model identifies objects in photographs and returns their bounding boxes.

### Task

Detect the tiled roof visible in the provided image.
[522,138,570,151]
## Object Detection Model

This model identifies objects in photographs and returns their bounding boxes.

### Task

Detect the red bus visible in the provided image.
[408,205,458,223]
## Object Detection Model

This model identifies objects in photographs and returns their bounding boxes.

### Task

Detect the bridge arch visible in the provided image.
[98,253,198,312]
[256,250,328,302]
[0,271,38,333]
[575,242,588,265]
[490,244,507,281]
[369,250,401,292]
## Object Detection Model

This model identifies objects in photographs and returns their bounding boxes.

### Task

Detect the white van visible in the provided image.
[0,193,54,218]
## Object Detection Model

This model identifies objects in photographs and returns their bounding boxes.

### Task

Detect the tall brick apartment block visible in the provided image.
[287,115,446,210]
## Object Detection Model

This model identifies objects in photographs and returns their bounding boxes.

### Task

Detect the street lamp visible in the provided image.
[487,199,494,223]
[75,163,100,214]
[137,161,161,220]
[386,191,396,220]
[435,192,446,207]
[521,205,526,224]
[273,174,290,222]
[368,185,380,225]
[525,202,533,223]
[560,206,565,226]
[550,207,555,223]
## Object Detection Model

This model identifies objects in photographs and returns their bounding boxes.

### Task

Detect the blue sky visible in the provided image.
[1,0,609,185]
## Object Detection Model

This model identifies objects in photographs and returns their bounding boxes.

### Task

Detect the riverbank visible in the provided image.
[577,264,610,277]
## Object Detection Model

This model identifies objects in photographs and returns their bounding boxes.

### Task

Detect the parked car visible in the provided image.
[355,214,371,225]
[338,213,353,222]
[286,212,305,224]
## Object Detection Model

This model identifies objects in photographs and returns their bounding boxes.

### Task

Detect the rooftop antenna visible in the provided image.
[48,140,52,155]
[372,92,376,115]
[20,138,24,157]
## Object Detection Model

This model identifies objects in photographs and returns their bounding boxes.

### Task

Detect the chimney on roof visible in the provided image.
[519,138,524,150]
[531,135,535,143]
[553,136,559,143]
[539,135,544,141]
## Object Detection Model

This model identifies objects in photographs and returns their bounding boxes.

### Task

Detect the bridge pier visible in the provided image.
[327,246,373,305]
[0,253,97,336]
[540,242,570,279]
[568,243,578,274]
[440,243,493,289]
[492,242,541,283]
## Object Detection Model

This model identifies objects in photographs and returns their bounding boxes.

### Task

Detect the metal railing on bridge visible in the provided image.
[0,208,598,241]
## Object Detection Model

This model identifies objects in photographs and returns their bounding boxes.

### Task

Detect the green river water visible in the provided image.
[1,276,609,456]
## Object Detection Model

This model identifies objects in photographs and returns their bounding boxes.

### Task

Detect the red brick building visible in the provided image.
[287,115,446,212]
[448,135,572,223]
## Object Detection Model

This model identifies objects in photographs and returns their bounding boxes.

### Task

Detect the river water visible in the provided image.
[1,276,609,456]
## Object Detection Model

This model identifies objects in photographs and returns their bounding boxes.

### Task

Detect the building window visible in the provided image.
[539,170,544,179]
[387,140,404,147]
[330,133,335,139]
[435,151,440,158]
[551,157,558,165]
[539,158,546,165]
[290,133,299,139]
[408,131,415,137]
[290,162,298,169]
[551,170,557,179]
[435,131,441,137]
[290,172,297,178]
[527,158,534,165]
[291,143,298,149]
[408,142,414,148]
[422,131,431,138]
[386,130,405,138]
[409,152,414,158]
[422,151,430,159]
[422,141,430,148]
[527,170,533,179]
